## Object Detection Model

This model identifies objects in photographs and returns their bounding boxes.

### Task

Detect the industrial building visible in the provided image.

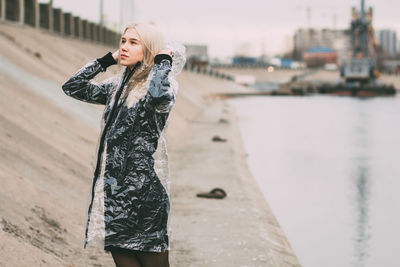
[293,28,348,64]
[185,44,208,67]
[376,29,398,58]
[302,47,337,68]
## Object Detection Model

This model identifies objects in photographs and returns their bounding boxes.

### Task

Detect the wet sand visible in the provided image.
[0,22,300,266]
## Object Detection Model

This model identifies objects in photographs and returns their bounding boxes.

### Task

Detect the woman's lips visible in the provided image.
[121,54,128,58]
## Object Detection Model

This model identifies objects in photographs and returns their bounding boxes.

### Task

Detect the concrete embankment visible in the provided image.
[0,22,300,266]
[169,72,301,266]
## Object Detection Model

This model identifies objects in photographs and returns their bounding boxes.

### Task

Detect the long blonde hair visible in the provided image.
[118,23,165,94]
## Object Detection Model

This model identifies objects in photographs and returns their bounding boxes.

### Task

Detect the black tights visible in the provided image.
[110,249,169,267]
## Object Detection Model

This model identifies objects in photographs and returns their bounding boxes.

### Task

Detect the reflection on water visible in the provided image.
[353,107,371,267]
[354,163,370,267]
[230,96,400,267]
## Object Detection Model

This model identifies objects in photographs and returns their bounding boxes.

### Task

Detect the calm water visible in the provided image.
[230,95,400,267]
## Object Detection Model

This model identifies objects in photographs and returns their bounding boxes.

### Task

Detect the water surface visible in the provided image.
[230,96,400,267]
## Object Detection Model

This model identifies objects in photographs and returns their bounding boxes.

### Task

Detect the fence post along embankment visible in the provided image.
[1,0,119,46]
[183,62,234,81]
[52,7,63,34]
[0,0,5,21]
[23,0,38,28]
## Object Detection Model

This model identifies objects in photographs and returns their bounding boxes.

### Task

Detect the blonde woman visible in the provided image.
[62,23,185,267]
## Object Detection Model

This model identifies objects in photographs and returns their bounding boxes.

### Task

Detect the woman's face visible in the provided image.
[120,28,144,68]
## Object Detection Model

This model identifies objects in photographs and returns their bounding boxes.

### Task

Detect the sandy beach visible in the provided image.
[0,22,301,266]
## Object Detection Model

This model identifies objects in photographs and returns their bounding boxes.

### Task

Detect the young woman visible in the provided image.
[62,23,185,267]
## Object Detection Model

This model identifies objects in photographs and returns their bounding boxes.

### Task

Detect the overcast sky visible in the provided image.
[44,0,400,58]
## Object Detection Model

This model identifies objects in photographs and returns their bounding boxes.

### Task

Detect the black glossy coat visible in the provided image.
[62,53,174,252]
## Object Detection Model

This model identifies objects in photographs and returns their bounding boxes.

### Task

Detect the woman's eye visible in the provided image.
[130,41,136,45]
[121,40,126,43]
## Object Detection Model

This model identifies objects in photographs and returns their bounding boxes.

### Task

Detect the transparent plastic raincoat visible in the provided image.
[61,44,185,252]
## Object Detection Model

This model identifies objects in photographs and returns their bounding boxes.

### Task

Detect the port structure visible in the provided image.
[320,0,397,96]
[341,0,378,84]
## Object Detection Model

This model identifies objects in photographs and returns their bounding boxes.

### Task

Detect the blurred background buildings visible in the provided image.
[1,0,399,73]
[377,29,398,58]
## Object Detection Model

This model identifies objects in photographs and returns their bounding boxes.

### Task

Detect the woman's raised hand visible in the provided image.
[112,50,120,61]
[158,49,173,57]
